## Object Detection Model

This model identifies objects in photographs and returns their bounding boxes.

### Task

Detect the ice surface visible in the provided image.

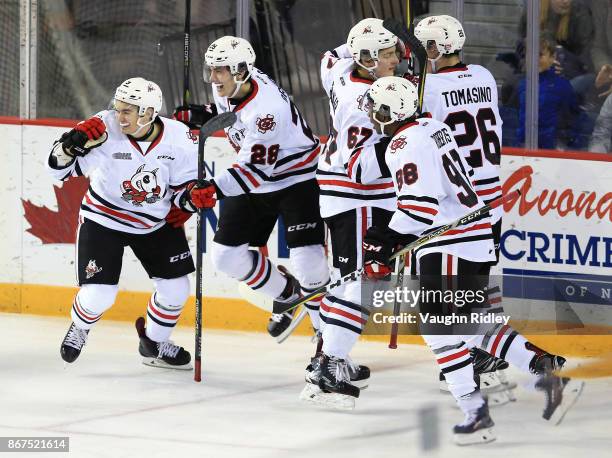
[1,313,609,458]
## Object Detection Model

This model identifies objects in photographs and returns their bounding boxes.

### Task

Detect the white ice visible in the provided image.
[1,313,610,458]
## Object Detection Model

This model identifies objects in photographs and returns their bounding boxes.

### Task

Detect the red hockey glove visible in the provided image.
[76,116,106,140]
[173,104,217,129]
[60,116,107,157]
[165,205,193,228]
[179,180,217,211]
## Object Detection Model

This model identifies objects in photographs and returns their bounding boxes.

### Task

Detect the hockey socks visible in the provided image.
[242,250,287,299]
[145,293,184,342]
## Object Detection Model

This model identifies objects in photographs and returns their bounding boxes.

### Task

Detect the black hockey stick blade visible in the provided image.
[383,18,427,62]
[383,18,427,110]
[200,111,237,139]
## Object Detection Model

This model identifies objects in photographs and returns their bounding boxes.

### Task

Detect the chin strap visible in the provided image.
[428,53,445,73]
[129,120,156,140]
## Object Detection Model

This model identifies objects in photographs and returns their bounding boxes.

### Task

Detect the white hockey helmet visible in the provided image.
[347,18,399,72]
[204,35,256,82]
[114,77,163,120]
[414,15,465,56]
[366,76,418,128]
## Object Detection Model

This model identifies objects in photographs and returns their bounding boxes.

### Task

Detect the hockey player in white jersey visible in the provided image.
[299,18,404,408]
[362,77,578,444]
[415,14,510,395]
[47,77,214,369]
[174,36,329,339]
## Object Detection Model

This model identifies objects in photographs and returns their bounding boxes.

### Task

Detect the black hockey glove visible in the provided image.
[363,226,418,280]
[174,103,218,129]
[59,130,89,157]
[363,226,395,280]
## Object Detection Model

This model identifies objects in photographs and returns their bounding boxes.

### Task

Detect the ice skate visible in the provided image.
[135,317,192,370]
[267,266,300,338]
[346,356,370,389]
[453,397,496,445]
[60,322,89,363]
[318,354,360,397]
[530,349,584,425]
[299,353,359,410]
[440,348,516,405]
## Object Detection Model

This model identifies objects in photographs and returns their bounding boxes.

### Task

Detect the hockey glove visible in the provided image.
[165,205,193,228]
[173,103,217,129]
[363,226,394,280]
[179,180,218,212]
[363,227,418,280]
[60,116,107,157]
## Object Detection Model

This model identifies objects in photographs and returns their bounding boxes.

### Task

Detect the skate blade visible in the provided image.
[548,379,585,426]
[351,378,369,390]
[453,428,496,446]
[488,390,515,407]
[299,384,355,410]
[440,380,516,396]
[481,382,518,394]
[142,357,193,371]
[275,308,307,344]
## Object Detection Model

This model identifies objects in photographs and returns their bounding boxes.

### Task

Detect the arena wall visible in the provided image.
[1,118,611,360]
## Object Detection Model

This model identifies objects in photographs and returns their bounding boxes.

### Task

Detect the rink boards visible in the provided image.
[0,118,611,348]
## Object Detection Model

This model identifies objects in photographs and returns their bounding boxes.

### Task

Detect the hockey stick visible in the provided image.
[388,254,405,349]
[194,111,237,382]
[182,0,191,105]
[276,308,308,344]
[383,17,428,115]
[277,190,521,314]
[388,1,418,351]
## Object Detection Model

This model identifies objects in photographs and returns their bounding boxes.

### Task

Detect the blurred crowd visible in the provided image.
[1,0,610,153]
[499,0,611,152]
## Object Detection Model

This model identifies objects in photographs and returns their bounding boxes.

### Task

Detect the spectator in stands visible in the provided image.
[590,0,612,96]
[595,64,612,99]
[520,0,594,98]
[591,0,612,101]
[517,39,580,149]
[589,93,612,152]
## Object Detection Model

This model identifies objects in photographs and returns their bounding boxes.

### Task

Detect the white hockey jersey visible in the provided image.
[317,45,396,219]
[385,117,495,262]
[211,68,320,196]
[46,110,198,235]
[423,64,503,221]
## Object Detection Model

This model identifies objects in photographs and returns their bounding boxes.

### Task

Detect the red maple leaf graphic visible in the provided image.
[22,177,89,244]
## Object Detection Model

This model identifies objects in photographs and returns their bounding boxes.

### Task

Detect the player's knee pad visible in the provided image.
[73,284,119,327]
[153,275,190,307]
[77,283,118,312]
[211,241,252,279]
[289,244,329,289]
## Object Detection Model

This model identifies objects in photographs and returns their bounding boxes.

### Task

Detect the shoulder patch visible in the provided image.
[256,114,276,134]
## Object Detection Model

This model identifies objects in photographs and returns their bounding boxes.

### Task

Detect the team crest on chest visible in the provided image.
[121,164,162,206]
[390,136,407,154]
[256,114,276,134]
